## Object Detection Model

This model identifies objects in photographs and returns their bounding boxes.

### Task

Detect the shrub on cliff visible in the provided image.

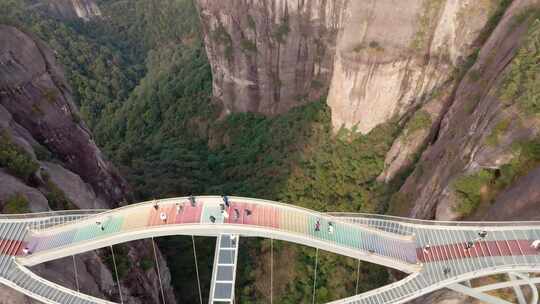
[0,131,39,183]
[1,193,30,214]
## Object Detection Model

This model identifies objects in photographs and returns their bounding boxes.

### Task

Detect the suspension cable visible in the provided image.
[151,237,166,304]
[110,246,124,304]
[355,259,361,295]
[192,236,203,304]
[270,238,273,304]
[72,255,80,292]
[312,248,319,304]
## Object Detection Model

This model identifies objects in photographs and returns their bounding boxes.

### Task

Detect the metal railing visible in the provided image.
[1,196,540,304]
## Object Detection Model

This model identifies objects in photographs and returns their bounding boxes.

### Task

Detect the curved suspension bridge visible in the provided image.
[0,196,539,304]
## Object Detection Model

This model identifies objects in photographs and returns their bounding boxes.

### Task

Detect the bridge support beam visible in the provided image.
[448,272,540,304]
[208,234,239,304]
[447,282,513,304]
[508,272,527,304]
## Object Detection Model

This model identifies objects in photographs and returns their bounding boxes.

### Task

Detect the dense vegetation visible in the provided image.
[0,131,39,183]
[501,17,540,115]
[2,193,30,214]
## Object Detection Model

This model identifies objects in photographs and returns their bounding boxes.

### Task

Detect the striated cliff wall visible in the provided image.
[42,0,102,21]
[0,25,126,204]
[397,0,540,222]
[197,0,348,116]
[197,0,493,133]
[328,0,491,133]
[0,25,176,303]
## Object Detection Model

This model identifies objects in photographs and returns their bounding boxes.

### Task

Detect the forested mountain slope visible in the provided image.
[0,2,177,303]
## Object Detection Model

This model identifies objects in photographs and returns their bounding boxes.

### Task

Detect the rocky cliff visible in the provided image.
[0,25,176,303]
[396,0,540,222]
[39,0,102,21]
[399,2,540,301]
[197,0,348,116]
[197,0,492,133]
[328,0,494,133]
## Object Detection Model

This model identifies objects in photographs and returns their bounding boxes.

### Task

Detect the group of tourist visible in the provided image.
[314,218,334,234]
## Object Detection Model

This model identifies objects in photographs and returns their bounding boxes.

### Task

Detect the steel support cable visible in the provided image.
[270,238,273,304]
[312,248,319,304]
[72,255,80,292]
[355,259,361,295]
[151,237,166,304]
[110,246,124,304]
[192,236,203,304]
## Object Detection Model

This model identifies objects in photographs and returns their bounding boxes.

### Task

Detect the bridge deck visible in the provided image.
[0,196,538,304]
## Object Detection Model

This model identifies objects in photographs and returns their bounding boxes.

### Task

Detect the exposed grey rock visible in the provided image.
[0,105,39,158]
[40,162,109,210]
[399,0,540,220]
[378,95,447,183]
[197,0,490,134]
[328,0,492,133]
[31,252,114,301]
[0,24,130,204]
[0,169,49,213]
[0,285,40,304]
[197,0,348,116]
[38,0,102,21]
[0,25,176,304]
[483,166,540,221]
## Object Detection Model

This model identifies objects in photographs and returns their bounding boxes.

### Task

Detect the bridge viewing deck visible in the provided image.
[0,196,539,304]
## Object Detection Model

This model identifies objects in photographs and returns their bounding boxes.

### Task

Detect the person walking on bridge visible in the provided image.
[532,239,540,250]
[315,219,321,232]
[328,222,334,234]
[176,202,183,214]
[189,195,196,207]
[423,244,431,254]
[160,212,167,223]
[223,195,230,208]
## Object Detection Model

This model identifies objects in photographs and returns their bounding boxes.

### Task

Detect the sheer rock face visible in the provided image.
[40,0,102,21]
[0,25,176,304]
[197,0,348,116]
[483,167,540,221]
[197,0,490,133]
[328,0,492,133]
[398,0,540,222]
[0,24,127,204]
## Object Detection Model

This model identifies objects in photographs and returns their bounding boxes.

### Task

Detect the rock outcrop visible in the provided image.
[0,24,126,204]
[397,0,540,222]
[197,0,348,116]
[40,0,102,21]
[197,0,492,134]
[328,0,491,133]
[0,25,176,303]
